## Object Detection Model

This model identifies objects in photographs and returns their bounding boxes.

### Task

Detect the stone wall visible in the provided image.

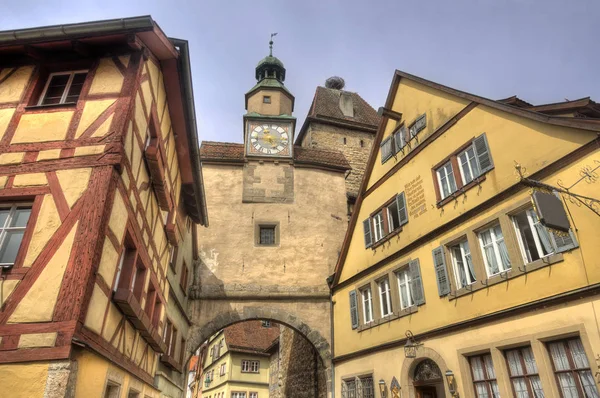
[302,123,374,199]
[274,325,327,398]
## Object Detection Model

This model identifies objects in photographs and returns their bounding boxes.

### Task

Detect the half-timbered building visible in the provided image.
[0,16,207,398]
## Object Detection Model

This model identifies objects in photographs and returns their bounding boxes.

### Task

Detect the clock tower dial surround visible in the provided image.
[245,120,293,157]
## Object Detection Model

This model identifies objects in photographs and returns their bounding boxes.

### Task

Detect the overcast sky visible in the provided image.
[2,0,598,144]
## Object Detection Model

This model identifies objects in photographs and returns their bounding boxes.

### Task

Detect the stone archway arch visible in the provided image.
[186,305,332,368]
[400,346,452,398]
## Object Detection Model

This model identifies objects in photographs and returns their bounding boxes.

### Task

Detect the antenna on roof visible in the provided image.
[269,32,278,56]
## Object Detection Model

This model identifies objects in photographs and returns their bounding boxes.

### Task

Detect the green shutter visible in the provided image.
[473,133,493,174]
[409,259,425,305]
[363,219,372,248]
[432,246,451,296]
[349,290,359,330]
[396,192,408,226]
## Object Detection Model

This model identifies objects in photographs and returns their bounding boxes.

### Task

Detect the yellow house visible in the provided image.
[0,17,207,398]
[331,70,600,398]
[200,321,278,398]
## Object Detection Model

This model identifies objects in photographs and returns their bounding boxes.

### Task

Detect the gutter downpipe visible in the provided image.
[169,38,209,227]
[330,288,335,398]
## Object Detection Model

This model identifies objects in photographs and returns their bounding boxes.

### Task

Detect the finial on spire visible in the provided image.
[269,32,278,56]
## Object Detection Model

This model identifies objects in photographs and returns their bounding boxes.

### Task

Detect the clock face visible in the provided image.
[248,123,290,156]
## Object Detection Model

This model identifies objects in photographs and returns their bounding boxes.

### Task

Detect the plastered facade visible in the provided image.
[332,73,600,397]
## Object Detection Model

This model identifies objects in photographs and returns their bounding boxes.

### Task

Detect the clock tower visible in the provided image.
[244,38,296,158]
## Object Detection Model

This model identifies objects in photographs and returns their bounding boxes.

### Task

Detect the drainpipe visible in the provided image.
[330,290,335,398]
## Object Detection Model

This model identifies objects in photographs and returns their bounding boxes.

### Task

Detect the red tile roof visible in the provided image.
[308,86,380,127]
[223,321,279,354]
[200,141,351,171]
[189,355,199,371]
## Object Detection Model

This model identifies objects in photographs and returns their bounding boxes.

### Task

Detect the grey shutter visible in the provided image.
[380,136,393,163]
[396,192,408,226]
[473,133,493,174]
[409,259,425,305]
[552,230,577,253]
[415,113,427,132]
[432,246,451,296]
[363,219,372,248]
[349,290,359,330]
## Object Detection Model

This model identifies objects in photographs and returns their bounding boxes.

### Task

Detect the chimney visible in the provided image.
[339,92,354,118]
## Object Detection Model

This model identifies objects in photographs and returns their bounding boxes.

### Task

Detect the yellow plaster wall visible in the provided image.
[55,168,92,208]
[90,114,114,138]
[247,89,293,116]
[108,190,128,244]
[88,58,124,95]
[73,144,105,157]
[0,363,49,398]
[12,173,47,187]
[0,152,24,165]
[23,194,61,268]
[9,222,78,323]
[0,108,15,141]
[18,332,57,348]
[12,111,73,143]
[0,279,19,306]
[37,149,62,161]
[0,66,34,103]
[84,283,109,335]
[74,99,116,139]
[97,237,120,286]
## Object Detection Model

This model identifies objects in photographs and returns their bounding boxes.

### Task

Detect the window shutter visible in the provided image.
[341,382,348,398]
[363,219,373,248]
[432,246,451,296]
[415,114,427,132]
[473,133,493,174]
[396,192,408,226]
[380,136,393,163]
[551,230,577,253]
[349,290,359,330]
[409,259,425,305]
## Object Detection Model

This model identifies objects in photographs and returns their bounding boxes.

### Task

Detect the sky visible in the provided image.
[2,0,598,144]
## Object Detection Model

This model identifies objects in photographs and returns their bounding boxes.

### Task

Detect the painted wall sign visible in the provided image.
[405,175,427,219]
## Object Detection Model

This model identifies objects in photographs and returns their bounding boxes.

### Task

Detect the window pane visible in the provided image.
[549,342,571,371]
[0,209,9,227]
[474,382,490,398]
[522,346,539,374]
[484,354,496,378]
[259,227,275,245]
[507,350,524,376]
[10,208,31,228]
[568,339,590,368]
[579,370,599,398]
[42,74,69,105]
[0,230,25,264]
[557,373,579,398]
[471,357,485,381]
[530,375,545,398]
[512,378,529,398]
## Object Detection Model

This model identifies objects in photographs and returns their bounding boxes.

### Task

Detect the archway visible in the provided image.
[186,306,332,397]
[400,347,452,398]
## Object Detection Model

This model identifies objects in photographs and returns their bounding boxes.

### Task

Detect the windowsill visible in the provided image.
[370,226,403,250]
[24,102,77,111]
[160,353,182,373]
[437,174,489,208]
[448,253,564,300]
[357,305,418,332]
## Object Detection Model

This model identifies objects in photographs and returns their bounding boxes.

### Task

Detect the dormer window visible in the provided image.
[263,96,271,104]
[38,70,87,106]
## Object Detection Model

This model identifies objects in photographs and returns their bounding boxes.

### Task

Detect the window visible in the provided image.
[113,235,147,300]
[256,223,279,246]
[38,70,87,105]
[372,211,384,242]
[360,286,373,324]
[450,240,476,288]
[380,136,393,163]
[395,268,413,309]
[505,346,544,398]
[180,261,189,294]
[469,353,500,398]
[263,96,271,103]
[360,376,374,398]
[548,338,600,398]
[250,393,258,398]
[386,200,401,232]
[436,161,457,200]
[220,362,227,376]
[104,382,121,398]
[232,393,246,398]
[241,360,260,373]
[343,379,357,398]
[512,207,577,264]
[478,224,511,277]
[434,134,493,202]
[458,145,480,185]
[394,126,407,153]
[127,390,140,398]
[378,278,392,317]
[261,320,271,327]
[0,203,31,267]
[163,319,177,357]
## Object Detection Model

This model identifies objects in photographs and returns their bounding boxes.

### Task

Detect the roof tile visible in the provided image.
[223,321,279,353]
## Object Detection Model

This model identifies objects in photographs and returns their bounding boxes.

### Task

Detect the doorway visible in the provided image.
[412,358,445,398]
[415,386,437,398]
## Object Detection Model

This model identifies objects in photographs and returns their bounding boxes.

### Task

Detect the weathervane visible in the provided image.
[269,32,278,56]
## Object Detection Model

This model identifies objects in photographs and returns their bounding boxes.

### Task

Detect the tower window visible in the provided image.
[343,137,347,145]
[360,140,364,148]
[256,222,279,246]
[263,96,271,104]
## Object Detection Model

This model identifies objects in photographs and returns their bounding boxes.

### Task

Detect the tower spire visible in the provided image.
[269,32,277,56]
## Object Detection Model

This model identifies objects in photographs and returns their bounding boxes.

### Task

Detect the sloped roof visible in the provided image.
[189,355,199,371]
[223,321,279,354]
[296,86,380,144]
[199,141,351,171]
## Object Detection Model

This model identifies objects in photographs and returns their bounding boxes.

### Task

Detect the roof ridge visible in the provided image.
[201,141,243,146]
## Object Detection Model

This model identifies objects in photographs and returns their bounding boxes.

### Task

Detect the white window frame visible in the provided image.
[361,287,373,324]
[249,393,258,398]
[38,70,88,106]
[457,145,480,185]
[232,393,247,398]
[372,212,384,242]
[450,240,476,288]
[0,203,32,267]
[478,224,511,277]
[436,161,456,200]
[512,208,554,264]
[378,278,393,317]
[251,360,259,373]
[396,268,414,310]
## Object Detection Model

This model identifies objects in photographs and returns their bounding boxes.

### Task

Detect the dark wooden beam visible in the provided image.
[23,45,46,61]
[378,107,403,121]
[127,34,143,51]
[72,40,92,57]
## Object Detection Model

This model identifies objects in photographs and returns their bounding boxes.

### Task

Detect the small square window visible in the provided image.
[38,70,88,106]
[256,223,279,246]
[263,96,271,104]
